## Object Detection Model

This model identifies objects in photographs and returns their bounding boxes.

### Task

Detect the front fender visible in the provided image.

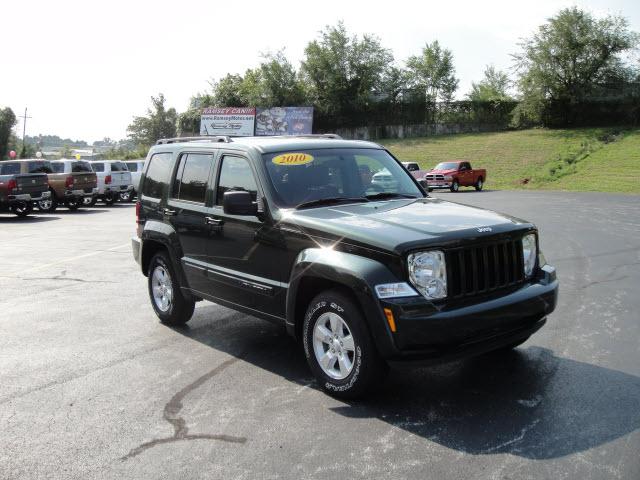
[286,248,402,358]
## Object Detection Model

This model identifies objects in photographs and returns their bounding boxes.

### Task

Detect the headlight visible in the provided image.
[407,250,447,299]
[444,175,453,181]
[522,234,537,277]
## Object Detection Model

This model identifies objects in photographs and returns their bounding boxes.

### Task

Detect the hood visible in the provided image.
[284,198,531,255]
[427,168,457,175]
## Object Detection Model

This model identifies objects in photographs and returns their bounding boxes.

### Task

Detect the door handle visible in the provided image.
[205,217,223,226]
[163,208,176,216]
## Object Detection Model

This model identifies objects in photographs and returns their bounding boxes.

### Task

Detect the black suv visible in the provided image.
[132,135,558,398]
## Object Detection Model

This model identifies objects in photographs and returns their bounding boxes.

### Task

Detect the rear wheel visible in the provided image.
[450,180,460,193]
[38,193,58,213]
[84,196,97,207]
[119,190,133,202]
[475,177,484,191]
[103,192,116,206]
[11,202,33,217]
[148,252,195,325]
[65,197,81,211]
[302,290,387,398]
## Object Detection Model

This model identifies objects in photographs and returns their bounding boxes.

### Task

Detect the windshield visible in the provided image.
[434,162,460,170]
[262,148,422,209]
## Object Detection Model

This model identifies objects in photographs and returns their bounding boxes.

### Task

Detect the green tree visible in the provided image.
[211,74,246,107]
[406,40,459,103]
[301,22,393,116]
[513,7,638,125]
[257,50,307,106]
[127,94,177,146]
[468,65,512,101]
[0,107,17,160]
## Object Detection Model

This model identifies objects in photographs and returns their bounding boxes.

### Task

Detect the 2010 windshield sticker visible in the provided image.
[272,153,314,166]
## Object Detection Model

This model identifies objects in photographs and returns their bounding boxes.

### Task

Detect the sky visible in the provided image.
[1,0,639,144]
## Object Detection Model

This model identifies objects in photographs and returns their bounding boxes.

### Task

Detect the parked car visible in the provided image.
[88,160,133,205]
[36,159,98,212]
[424,161,486,192]
[401,161,429,187]
[120,160,145,202]
[132,135,558,399]
[371,167,399,191]
[0,160,51,217]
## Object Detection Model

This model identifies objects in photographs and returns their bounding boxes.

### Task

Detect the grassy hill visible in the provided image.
[381,127,640,194]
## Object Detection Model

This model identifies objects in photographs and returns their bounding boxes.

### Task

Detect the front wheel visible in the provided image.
[303,290,387,399]
[148,252,195,325]
[475,178,484,191]
[450,180,460,193]
[11,202,33,217]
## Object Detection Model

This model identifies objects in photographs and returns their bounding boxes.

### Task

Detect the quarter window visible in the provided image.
[216,156,258,205]
[142,153,172,199]
[126,162,139,172]
[172,153,213,203]
[92,163,105,172]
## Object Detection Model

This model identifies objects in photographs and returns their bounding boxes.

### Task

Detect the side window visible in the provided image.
[126,163,138,172]
[92,163,105,172]
[216,156,258,205]
[142,153,173,199]
[172,153,213,203]
[51,163,65,173]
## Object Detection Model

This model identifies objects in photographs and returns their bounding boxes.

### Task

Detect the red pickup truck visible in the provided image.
[423,161,486,192]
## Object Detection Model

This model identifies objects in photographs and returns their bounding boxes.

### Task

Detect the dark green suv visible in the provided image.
[132,135,558,398]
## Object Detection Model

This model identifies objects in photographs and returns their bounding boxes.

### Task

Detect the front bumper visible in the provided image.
[376,265,558,362]
[426,182,452,189]
[105,185,133,193]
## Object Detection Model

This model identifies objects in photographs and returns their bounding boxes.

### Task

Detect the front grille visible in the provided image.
[447,238,525,298]
[426,174,445,181]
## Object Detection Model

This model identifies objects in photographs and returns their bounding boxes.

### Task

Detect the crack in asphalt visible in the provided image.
[121,355,248,460]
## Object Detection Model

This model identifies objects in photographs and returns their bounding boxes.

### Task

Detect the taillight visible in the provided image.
[105,175,112,185]
[65,176,74,188]
[7,179,17,192]
[135,201,141,223]
[135,201,142,238]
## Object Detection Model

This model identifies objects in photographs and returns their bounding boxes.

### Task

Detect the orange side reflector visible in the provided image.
[384,308,397,333]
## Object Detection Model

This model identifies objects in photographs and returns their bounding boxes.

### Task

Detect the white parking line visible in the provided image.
[20,242,131,273]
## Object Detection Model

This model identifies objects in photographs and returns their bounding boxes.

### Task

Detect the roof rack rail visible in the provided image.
[286,133,342,139]
[156,136,232,145]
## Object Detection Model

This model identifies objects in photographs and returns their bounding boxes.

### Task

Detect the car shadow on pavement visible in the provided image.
[0,215,61,223]
[174,305,640,461]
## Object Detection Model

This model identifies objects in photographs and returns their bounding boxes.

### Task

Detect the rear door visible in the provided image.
[109,161,132,191]
[167,151,218,294]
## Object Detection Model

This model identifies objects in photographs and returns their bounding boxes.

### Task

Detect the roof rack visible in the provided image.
[286,134,342,139]
[156,136,232,145]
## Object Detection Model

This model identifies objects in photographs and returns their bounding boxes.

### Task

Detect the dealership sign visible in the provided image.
[255,107,313,136]
[200,107,256,136]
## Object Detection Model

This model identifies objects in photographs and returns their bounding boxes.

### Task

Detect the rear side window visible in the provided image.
[28,161,53,173]
[72,162,92,173]
[1,162,21,175]
[216,156,258,205]
[172,153,213,204]
[111,162,127,172]
[92,163,105,172]
[142,153,172,199]
[51,163,65,173]
[126,162,138,172]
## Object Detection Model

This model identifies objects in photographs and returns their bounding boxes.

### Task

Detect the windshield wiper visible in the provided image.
[364,192,419,200]
[295,197,369,210]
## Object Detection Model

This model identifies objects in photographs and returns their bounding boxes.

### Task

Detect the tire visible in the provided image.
[38,192,58,213]
[428,187,433,193]
[475,177,484,191]
[119,191,132,202]
[103,192,115,206]
[450,180,460,193]
[84,196,97,207]
[147,251,195,326]
[302,289,387,399]
[11,202,33,217]
[65,197,81,211]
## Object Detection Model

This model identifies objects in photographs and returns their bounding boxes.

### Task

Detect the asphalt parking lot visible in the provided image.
[1,191,639,480]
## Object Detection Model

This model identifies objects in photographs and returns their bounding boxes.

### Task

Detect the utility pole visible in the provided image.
[18,108,32,156]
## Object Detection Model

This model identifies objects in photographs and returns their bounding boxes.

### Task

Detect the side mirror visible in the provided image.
[223,190,257,216]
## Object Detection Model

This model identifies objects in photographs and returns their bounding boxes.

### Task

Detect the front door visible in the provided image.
[205,154,288,319]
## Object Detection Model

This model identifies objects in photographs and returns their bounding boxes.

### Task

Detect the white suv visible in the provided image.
[121,160,145,202]
[88,160,133,205]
